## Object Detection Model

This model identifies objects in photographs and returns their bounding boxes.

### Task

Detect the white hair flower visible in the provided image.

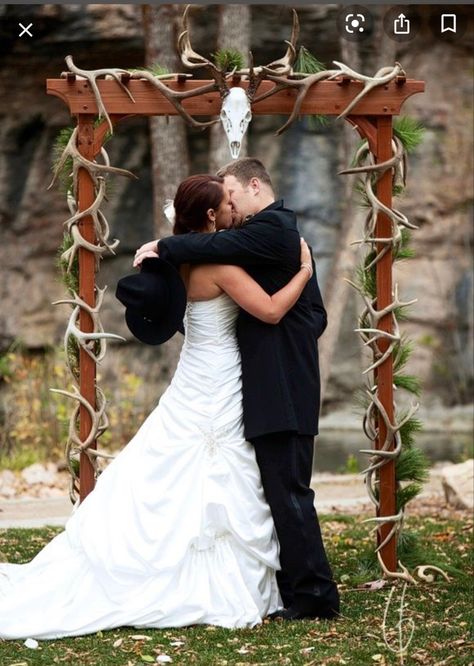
[163,199,176,226]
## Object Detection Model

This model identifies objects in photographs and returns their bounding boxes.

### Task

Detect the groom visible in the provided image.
[134,158,340,620]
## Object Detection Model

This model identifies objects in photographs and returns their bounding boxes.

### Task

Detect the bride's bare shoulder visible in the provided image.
[187,264,223,300]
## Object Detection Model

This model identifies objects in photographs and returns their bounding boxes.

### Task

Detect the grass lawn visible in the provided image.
[0,503,472,665]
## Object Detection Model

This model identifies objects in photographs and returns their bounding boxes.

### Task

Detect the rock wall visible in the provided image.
[0,4,472,413]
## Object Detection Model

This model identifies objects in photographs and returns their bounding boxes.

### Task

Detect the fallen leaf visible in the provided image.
[358,579,388,591]
[113,638,124,648]
[156,656,172,664]
[132,634,152,641]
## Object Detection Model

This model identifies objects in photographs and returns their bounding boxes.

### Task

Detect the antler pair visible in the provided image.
[178,5,300,103]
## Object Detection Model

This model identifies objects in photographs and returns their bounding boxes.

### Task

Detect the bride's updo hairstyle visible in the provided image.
[173,174,225,235]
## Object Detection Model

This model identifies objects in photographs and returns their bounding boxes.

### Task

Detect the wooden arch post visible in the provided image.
[47,75,424,571]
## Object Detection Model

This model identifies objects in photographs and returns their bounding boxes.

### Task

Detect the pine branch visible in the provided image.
[393,338,414,373]
[394,228,415,261]
[398,414,423,448]
[396,447,430,483]
[212,49,244,72]
[394,373,422,396]
[52,127,75,194]
[129,63,170,77]
[396,482,423,511]
[294,46,328,128]
[56,233,79,295]
[394,116,425,153]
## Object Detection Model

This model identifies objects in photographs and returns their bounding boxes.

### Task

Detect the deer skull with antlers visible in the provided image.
[179,5,299,159]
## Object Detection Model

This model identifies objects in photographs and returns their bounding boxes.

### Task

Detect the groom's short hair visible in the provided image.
[217,158,274,192]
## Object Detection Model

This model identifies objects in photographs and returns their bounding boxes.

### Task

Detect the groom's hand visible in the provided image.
[133,240,159,267]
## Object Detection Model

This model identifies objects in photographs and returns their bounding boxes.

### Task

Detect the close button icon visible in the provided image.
[19,23,33,37]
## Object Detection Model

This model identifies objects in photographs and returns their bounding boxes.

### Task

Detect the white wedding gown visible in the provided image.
[0,293,281,639]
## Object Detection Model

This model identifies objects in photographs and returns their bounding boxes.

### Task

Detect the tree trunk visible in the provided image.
[142,4,188,373]
[142,4,189,236]
[209,5,251,173]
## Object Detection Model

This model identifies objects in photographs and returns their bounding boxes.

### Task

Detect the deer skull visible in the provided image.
[220,87,252,159]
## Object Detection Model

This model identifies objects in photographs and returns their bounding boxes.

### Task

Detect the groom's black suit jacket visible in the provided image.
[158,200,327,440]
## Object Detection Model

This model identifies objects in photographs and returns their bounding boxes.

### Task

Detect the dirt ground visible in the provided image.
[0,465,452,529]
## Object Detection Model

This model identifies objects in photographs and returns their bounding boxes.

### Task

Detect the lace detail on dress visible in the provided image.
[198,424,233,458]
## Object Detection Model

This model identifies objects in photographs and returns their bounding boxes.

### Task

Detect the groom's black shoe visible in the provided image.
[269,604,339,621]
[268,592,340,621]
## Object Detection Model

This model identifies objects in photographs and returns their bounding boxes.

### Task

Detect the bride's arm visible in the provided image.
[213,240,313,325]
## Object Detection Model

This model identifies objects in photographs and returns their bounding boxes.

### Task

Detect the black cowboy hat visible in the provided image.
[115,257,186,345]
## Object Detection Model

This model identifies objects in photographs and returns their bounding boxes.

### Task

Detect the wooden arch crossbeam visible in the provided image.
[46,74,424,574]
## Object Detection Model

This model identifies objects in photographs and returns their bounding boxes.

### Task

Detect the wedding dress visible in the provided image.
[0,293,281,639]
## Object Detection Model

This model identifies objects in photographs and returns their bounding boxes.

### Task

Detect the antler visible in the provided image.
[254,68,333,134]
[242,8,300,102]
[129,69,219,129]
[264,7,300,75]
[178,4,230,98]
[250,60,404,135]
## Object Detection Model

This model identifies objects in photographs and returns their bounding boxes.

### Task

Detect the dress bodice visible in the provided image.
[183,293,239,346]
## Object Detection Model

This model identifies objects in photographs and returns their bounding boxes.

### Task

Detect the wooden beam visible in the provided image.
[375,115,397,573]
[47,78,424,118]
[77,116,98,502]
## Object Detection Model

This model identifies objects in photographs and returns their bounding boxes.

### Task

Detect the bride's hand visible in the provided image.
[133,240,159,267]
[299,238,313,279]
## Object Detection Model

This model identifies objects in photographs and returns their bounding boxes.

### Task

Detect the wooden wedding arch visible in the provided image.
[47,67,424,575]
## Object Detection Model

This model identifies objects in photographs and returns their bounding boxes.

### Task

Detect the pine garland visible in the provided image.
[350,117,429,569]
[52,127,75,194]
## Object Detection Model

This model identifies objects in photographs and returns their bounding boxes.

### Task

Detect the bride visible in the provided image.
[0,174,314,639]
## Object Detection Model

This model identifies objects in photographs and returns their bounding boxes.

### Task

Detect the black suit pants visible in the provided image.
[250,432,339,613]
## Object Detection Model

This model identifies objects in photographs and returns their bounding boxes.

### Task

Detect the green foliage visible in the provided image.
[130,63,169,77]
[0,354,12,381]
[394,228,415,261]
[295,45,325,75]
[0,349,149,469]
[66,337,80,382]
[211,48,244,72]
[355,250,376,298]
[396,482,423,511]
[393,304,411,322]
[0,350,69,464]
[398,413,424,449]
[294,46,328,129]
[69,455,80,478]
[394,116,425,153]
[396,447,430,484]
[51,127,75,194]
[0,446,44,471]
[1,513,470,665]
[393,338,414,373]
[56,233,79,295]
[344,453,360,474]
[394,373,422,395]
[354,179,371,208]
